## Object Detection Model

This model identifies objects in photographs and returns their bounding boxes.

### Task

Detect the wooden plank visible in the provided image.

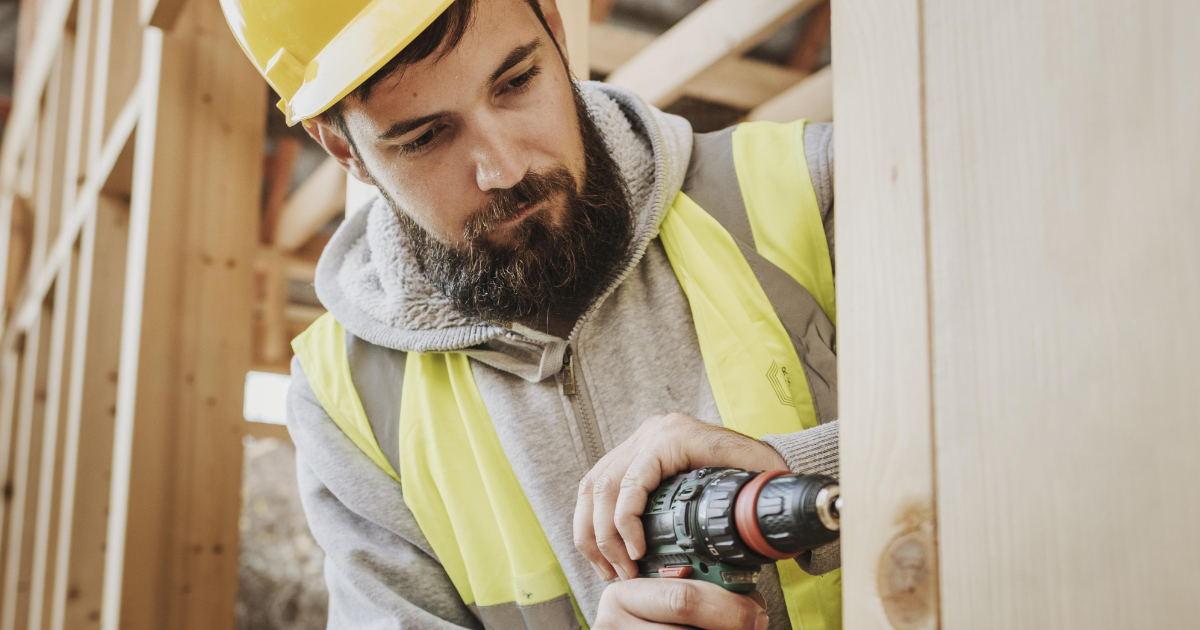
[243,422,291,444]
[831,0,940,628]
[590,22,806,111]
[32,41,76,281]
[273,158,345,252]
[786,0,830,72]
[0,0,72,196]
[27,244,78,630]
[261,138,301,246]
[604,0,820,107]
[746,65,832,123]
[88,0,143,174]
[60,0,99,217]
[0,344,24,599]
[102,1,266,626]
[259,250,287,364]
[50,197,128,630]
[1,87,141,352]
[922,0,1200,627]
[0,298,52,630]
[144,0,188,31]
[589,0,616,23]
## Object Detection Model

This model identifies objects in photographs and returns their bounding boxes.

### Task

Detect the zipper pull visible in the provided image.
[561,345,577,396]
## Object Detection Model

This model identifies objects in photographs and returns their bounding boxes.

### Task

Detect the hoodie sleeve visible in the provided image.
[759,422,842,576]
[288,357,483,629]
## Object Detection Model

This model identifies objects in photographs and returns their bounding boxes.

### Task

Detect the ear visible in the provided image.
[535,0,570,67]
[303,115,374,185]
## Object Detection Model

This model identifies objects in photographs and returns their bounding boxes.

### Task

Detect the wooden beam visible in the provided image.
[604,0,820,107]
[832,0,941,627]
[0,85,140,351]
[746,64,832,123]
[261,138,301,246]
[88,0,143,175]
[590,22,806,111]
[243,421,291,443]
[0,299,52,630]
[589,0,616,23]
[101,1,266,626]
[27,247,78,630]
[786,0,830,73]
[143,0,189,31]
[273,157,345,252]
[259,250,287,365]
[50,196,128,630]
[0,0,73,195]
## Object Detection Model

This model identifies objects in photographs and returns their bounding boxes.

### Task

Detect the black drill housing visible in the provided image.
[637,467,839,592]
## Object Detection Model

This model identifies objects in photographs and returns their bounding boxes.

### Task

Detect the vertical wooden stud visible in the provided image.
[832,0,941,628]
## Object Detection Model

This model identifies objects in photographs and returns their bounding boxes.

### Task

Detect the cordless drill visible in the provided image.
[637,467,841,593]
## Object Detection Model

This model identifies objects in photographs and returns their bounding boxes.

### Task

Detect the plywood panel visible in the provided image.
[923,0,1200,627]
[831,0,940,629]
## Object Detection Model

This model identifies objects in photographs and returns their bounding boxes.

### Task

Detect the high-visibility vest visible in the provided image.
[293,120,841,630]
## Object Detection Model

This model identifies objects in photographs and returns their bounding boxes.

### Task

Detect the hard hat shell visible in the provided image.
[219,0,457,126]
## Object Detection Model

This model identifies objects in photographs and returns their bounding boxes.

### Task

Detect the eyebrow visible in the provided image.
[377,39,544,142]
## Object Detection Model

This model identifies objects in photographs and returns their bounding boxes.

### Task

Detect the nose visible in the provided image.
[472,118,531,192]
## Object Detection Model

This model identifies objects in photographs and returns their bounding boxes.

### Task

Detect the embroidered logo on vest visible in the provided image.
[767,361,795,407]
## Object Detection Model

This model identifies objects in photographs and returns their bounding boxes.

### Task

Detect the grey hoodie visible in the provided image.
[286,82,839,629]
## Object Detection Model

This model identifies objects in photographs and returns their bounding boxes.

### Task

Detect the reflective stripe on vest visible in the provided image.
[292,120,840,630]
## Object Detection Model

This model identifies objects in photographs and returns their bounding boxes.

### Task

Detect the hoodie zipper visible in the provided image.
[561,344,606,468]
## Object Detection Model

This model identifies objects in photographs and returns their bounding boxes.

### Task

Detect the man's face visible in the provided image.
[323,0,634,326]
[339,0,584,249]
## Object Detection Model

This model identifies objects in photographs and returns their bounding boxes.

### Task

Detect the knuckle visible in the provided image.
[664,583,698,618]
[573,533,596,556]
[577,474,594,497]
[592,473,619,497]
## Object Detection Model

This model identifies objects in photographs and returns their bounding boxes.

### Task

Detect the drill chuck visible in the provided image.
[637,467,840,592]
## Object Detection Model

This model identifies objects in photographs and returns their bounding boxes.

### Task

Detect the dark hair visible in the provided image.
[325,0,552,143]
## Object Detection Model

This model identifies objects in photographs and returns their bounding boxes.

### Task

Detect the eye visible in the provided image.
[501,65,541,95]
[398,125,444,155]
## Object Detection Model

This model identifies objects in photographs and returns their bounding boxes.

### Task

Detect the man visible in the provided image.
[221,0,840,628]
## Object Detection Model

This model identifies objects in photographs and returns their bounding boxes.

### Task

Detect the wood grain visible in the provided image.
[832,0,940,628]
[606,0,820,107]
[923,0,1200,627]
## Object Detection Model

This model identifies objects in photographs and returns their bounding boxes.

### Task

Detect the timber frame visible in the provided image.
[0,0,262,628]
[0,0,834,628]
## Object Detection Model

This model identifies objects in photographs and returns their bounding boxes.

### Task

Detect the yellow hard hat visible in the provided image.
[219,0,457,126]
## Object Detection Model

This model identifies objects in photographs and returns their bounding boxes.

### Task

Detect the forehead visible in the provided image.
[344,0,549,130]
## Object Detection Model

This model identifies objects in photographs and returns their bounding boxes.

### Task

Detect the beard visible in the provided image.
[382,81,634,325]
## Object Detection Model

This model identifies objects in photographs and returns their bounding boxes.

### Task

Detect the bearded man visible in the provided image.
[221,0,841,628]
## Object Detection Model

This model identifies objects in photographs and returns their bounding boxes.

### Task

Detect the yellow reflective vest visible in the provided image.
[293,120,840,629]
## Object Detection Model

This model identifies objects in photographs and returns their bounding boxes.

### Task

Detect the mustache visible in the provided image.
[463,166,577,241]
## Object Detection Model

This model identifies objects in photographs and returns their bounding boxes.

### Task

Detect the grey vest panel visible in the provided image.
[683,126,839,425]
[476,595,582,630]
[346,330,406,476]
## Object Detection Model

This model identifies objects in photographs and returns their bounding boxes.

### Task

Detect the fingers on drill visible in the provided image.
[575,473,616,581]
[614,453,662,560]
[592,468,637,580]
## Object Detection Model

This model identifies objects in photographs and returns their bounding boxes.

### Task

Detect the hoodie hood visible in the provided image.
[313,82,694,353]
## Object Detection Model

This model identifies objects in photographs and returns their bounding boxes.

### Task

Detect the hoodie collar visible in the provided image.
[313,82,694,353]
